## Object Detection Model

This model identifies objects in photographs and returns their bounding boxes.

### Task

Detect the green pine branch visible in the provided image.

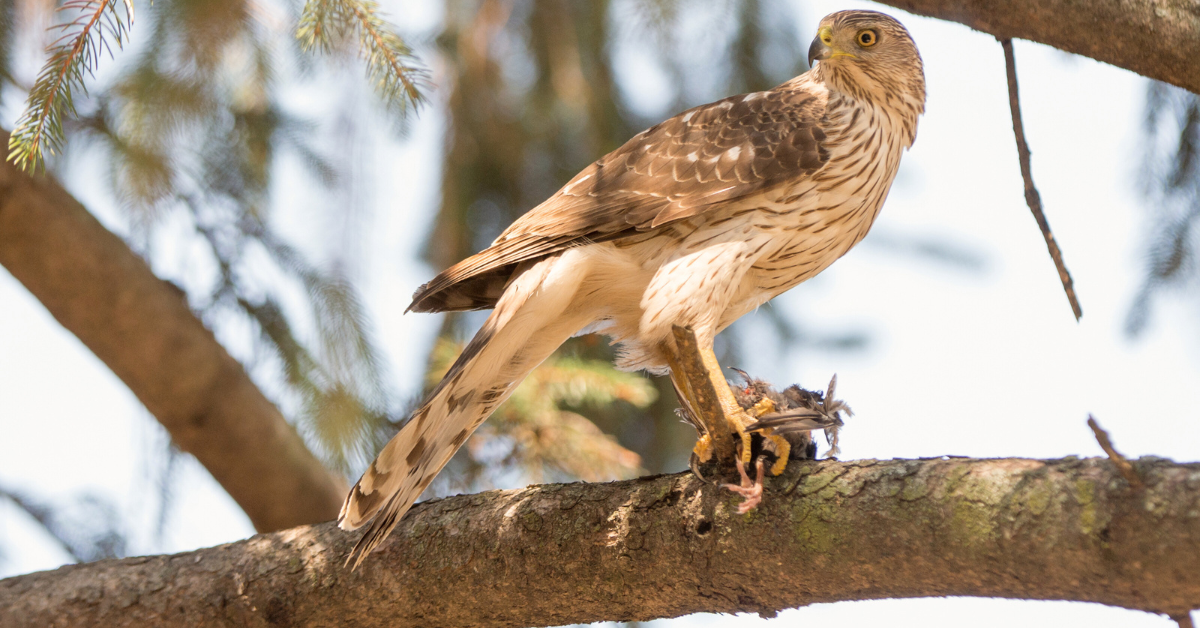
[296,0,427,116]
[236,229,395,474]
[7,0,135,172]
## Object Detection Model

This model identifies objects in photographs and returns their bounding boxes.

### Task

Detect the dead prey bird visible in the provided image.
[681,372,851,513]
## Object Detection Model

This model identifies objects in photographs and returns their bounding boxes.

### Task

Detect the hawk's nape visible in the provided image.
[340,9,925,567]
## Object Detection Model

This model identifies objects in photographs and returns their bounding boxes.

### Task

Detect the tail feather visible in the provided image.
[339,254,588,568]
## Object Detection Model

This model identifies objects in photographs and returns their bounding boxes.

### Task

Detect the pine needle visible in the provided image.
[7,0,135,172]
[296,0,427,116]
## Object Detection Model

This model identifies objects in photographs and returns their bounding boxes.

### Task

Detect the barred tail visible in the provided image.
[338,254,587,568]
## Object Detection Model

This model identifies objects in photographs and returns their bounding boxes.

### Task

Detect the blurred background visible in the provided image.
[2,0,1199,625]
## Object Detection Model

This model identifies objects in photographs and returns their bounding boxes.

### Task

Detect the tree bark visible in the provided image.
[874,0,1200,95]
[0,132,345,532]
[2,457,1197,627]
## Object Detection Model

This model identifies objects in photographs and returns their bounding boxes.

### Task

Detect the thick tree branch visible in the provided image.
[2,457,1197,627]
[875,0,1200,95]
[0,130,345,532]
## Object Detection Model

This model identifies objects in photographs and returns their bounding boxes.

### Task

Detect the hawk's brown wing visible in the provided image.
[410,83,830,313]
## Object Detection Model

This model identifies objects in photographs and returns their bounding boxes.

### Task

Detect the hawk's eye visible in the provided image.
[858,30,878,47]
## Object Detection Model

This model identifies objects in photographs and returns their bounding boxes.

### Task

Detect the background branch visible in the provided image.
[876,0,1200,95]
[0,130,345,532]
[2,457,1197,627]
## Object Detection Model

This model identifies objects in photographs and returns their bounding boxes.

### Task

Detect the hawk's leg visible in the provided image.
[667,326,793,476]
[697,343,755,464]
[664,350,716,465]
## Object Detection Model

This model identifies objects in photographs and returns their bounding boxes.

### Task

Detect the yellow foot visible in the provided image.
[764,433,791,476]
[742,397,791,475]
[748,397,776,417]
[736,419,754,464]
[693,433,714,464]
[722,457,765,514]
[730,401,789,466]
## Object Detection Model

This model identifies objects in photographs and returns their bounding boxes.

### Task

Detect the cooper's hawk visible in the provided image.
[340,10,925,566]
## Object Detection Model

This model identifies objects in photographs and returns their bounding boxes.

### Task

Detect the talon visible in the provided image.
[765,433,791,475]
[722,456,765,513]
[688,452,713,484]
[769,456,789,477]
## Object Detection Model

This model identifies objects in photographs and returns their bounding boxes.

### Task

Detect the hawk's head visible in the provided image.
[808,11,926,114]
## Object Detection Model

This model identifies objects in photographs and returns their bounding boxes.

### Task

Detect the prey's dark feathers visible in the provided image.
[732,369,851,459]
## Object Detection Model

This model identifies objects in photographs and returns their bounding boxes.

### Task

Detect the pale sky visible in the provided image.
[1,1,1197,626]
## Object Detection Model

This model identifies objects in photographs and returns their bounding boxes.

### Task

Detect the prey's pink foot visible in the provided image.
[722,457,765,514]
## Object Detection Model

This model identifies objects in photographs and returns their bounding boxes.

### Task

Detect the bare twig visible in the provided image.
[1087,414,1143,490]
[1000,38,1082,321]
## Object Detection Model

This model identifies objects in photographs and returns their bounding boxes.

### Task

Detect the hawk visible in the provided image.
[340,10,925,566]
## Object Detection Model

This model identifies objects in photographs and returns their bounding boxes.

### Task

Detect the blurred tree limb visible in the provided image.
[1127,83,1200,335]
[2,456,1197,626]
[876,0,1200,95]
[0,486,126,564]
[0,129,345,532]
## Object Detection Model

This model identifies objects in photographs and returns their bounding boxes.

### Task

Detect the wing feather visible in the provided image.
[410,80,830,313]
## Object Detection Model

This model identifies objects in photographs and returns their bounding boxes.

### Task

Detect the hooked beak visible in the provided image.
[808,26,855,67]
[808,34,830,67]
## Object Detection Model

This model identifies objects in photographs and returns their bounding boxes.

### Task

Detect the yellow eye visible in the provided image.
[857,29,878,47]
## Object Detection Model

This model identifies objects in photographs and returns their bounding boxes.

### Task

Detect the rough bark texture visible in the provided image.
[875,0,1200,94]
[0,132,345,532]
[2,457,1197,627]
